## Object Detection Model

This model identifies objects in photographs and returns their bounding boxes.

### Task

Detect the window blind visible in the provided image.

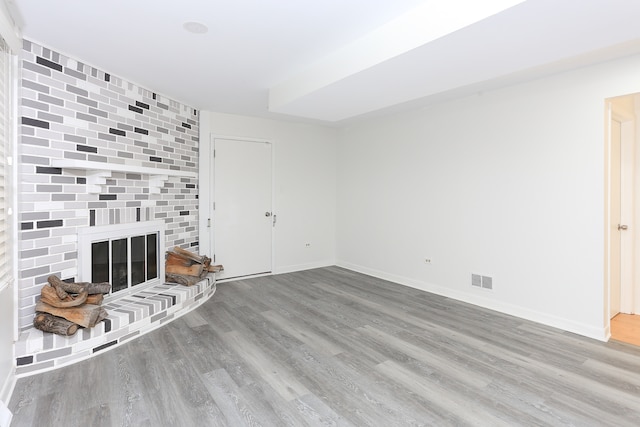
[0,35,12,291]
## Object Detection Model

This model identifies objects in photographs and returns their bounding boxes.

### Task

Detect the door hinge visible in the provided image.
[213,149,216,158]
[207,218,211,228]
[213,254,216,263]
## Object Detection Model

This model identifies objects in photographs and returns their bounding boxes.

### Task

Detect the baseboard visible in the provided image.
[0,367,15,415]
[275,260,335,275]
[336,261,608,342]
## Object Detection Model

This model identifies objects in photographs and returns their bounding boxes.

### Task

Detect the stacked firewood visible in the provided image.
[33,275,111,336]
[165,246,223,286]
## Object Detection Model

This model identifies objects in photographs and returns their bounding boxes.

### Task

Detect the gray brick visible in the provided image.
[42,332,53,350]
[36,184,62,192]
[50,176,75,184]
[20,265,50,278]
[36,347,72,362]
[88,107,108,118]
[38,93,65,106]
[87,155,108,162]
[23,98,49,111]
[22,79,50,93]
[21,230,50,240]
[64,133,86,143]
[52,194,76,201]
[64,151,86,160]
[20,248,49,259]
[37,111,64,123]
[22,211,50,220]
[77,96,98,108]
[117,151,133,159]
[21,155,49,165]
[77,112,97,123]
[64,67,86,80]
[98,132,116,141]
[66,84,88,97]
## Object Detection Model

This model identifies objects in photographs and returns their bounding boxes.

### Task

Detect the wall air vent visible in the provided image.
[481,275,493,290]
[472,274,482,287]
[472,273,493,290]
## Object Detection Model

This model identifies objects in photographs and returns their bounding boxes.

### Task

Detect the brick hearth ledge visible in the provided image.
[14,275,216,376]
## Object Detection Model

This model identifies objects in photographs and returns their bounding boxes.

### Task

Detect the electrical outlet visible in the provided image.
[305,243,311,247]
[424,258,432,264]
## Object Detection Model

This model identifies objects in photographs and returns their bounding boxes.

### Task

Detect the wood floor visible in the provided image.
[611,313,640,346]
[9,266,640,426]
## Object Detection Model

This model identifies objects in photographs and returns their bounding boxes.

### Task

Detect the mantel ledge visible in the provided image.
[51,159,197,194]
[51,159,197,178]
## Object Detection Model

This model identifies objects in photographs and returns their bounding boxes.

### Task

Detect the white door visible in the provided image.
[214,138,273,280]
[610,118,622,318]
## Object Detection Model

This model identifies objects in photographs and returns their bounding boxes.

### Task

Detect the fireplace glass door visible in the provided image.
[90,232,159,294]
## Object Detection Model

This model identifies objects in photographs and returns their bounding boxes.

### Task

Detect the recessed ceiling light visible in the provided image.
[183,21,208,34]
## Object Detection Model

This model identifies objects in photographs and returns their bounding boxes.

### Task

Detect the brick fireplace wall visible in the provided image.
[17,40,200,330]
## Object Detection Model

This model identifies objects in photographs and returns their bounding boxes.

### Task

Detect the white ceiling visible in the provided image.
[11,0,640,125]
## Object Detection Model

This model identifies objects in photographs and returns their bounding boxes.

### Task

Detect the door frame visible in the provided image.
[605,98,636,336]
[618,116,635,314]
[210,134,277,279]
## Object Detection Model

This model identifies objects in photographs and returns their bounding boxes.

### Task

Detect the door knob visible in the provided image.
[265,212,272,217]
[618,224,628,231]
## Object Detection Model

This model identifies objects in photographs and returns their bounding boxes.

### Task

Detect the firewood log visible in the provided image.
[171,247,211,267]
[166,272,203,286]
[165,262,205,277]
[166,252,195,267]
[36,301,104,328]
[48,275,111,295]
[85,293,104,305]
[97,307,108,323]
[40,284,88,308]
[51,281,69,300]
[208,264,224,273]
[33,312,79,336]
[172,246,206,264]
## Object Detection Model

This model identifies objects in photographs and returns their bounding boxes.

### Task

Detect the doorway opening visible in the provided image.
[606,93,640,346]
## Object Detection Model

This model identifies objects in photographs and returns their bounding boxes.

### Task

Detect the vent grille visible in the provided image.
[481,275,493,290]
[472,273,493,290]
[472,274,482,287]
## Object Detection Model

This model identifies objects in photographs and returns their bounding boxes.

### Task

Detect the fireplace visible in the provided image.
[78,221,166,296]
[15,218,218,376]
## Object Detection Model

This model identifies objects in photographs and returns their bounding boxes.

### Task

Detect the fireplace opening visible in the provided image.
[78,221,165,296]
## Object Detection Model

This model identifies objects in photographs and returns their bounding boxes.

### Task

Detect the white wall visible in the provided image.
[0,284,14,405]
[336,53,640,340]
[200,112,337,274]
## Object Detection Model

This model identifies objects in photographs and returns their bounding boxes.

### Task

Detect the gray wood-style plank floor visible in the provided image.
[9,266,640,426]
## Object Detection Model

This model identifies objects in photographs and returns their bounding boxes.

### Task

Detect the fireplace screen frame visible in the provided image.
[78,221,165,297]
